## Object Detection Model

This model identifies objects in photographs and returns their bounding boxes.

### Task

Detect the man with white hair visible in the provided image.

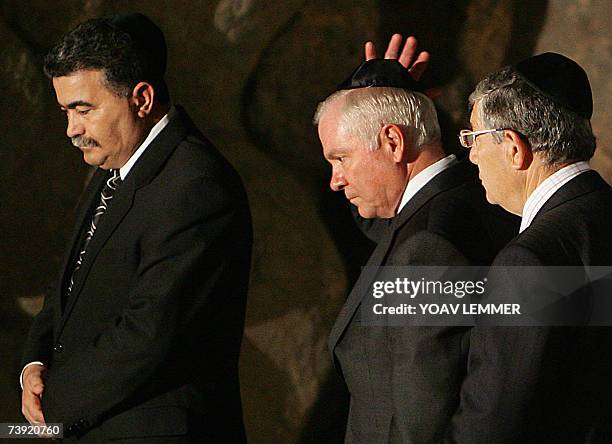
[314,57,517,442]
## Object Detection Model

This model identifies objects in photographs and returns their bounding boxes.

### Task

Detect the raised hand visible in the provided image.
[364,34,430,80]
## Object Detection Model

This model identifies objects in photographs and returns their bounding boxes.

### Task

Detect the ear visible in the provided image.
[131,82,155,118]
[379,124,406,163]
[503,130,532,170]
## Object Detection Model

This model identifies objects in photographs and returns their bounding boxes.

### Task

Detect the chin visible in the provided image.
[83,157,101,168]
[484,190,498,206]
[357,206,377,219]
[82,151,103,168]
[84,154,112,169]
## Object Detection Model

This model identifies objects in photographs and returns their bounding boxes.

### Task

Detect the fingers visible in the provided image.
[383,33,403,60]
[397,36,417,68]
[21,365,46,426]
[365,34,404,61]
[21,390,46,426]
[25,372,45,396]
[364,41,377,61]
[408,50,430,81]
[365,34,432,83]
[384,35,428,75]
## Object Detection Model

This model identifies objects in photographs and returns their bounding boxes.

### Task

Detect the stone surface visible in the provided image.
[532,0,612,182]
[1,1,609,442]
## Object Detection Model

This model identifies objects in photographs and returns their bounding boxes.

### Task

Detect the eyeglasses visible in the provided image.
[458,128,506,148]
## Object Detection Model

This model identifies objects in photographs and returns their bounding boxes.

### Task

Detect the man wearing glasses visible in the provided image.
[451,52,612,443]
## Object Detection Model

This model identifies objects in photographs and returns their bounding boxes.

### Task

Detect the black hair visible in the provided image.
[44,17,170,103]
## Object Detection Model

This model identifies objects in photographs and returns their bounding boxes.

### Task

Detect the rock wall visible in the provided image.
[1,1,609,442]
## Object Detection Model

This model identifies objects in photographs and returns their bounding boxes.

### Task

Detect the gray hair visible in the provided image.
[469,66,596,165]
[313,87,441,151]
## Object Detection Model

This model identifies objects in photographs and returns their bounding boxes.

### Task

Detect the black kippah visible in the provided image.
[514,52,592,119]
[108,13,167,81]
[337,59,423,92]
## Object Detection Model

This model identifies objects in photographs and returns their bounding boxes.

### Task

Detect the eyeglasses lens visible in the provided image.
[459,132,474,148]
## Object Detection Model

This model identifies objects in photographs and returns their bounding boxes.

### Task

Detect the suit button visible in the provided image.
[53,343,63,353]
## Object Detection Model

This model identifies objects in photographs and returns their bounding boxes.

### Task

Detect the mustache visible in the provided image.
[71,135,100,148]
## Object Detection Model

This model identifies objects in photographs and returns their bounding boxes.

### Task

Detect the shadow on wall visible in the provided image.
[240,0,378,283]
[376,0,549,154]
[239,2,380,440]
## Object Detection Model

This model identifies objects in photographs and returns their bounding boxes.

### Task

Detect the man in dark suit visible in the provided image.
[314,52,518,441]
[446,52,612,443]
[20,13,251,442]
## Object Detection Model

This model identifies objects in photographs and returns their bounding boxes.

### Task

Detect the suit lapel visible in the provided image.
[328,233,395,356]
[532,170,609,222]
[328,160,477,356]
[58,169,108,291]
[58,179,135,331]
[125,106,193,192]
[392,159,476,232]
[56,106,192,334]
[54,169,108,333]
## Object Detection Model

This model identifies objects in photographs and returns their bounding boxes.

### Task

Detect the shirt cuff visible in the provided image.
[20,361,45,390]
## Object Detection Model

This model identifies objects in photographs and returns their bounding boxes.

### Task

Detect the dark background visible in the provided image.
[1,1,610,442]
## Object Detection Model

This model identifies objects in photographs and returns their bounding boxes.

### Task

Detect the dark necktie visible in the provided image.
[66,169,122,295]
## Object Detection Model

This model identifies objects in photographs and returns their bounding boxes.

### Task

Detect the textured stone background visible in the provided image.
[0,1,609,442]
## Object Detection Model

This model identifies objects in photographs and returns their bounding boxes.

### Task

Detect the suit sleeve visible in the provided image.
[41,176,248,432]
[21,282,57,368]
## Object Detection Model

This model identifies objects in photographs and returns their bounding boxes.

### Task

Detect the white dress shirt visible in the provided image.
[520,161,592,233]
[119,106,176,180]
[397,154,457,214]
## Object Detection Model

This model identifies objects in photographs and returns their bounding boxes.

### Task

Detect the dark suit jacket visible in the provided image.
[329,159,519,443]
[449,170,612,443]
[21,107,252,442]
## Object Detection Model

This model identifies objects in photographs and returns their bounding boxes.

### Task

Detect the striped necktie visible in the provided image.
[66,169,122,295]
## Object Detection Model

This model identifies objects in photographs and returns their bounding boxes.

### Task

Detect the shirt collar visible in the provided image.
[520,161,591,232]
[119,106,177,180]
[397,154,457,214]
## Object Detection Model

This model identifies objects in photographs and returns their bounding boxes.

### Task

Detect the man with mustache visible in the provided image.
[72,135,99,149]
[19,13,252,442]
[315,38,518,442]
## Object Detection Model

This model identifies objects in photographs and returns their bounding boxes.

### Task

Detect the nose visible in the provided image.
[468,144,478,164]
[329,168,347,192]
[66,112,84,138]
